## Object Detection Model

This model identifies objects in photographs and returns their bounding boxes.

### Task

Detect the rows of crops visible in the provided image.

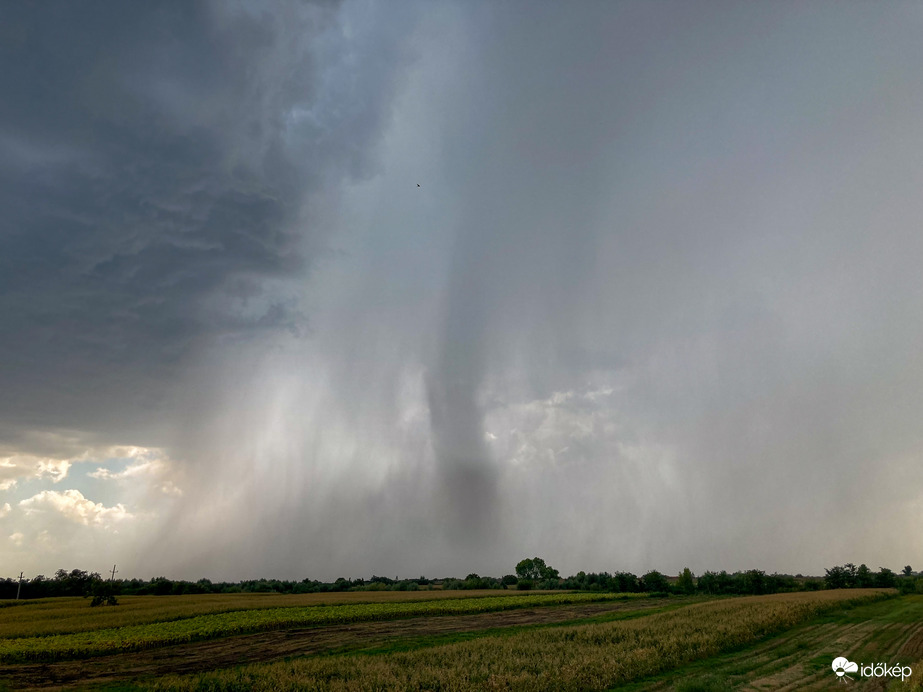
[0,589,566,639]
[143,589,895,691]
[0,591,644,663]
[630,594,923,690]
[902,661,923,691]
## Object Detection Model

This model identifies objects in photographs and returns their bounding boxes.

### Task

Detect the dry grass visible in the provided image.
[145,589,893,691]
[895,658,923,690]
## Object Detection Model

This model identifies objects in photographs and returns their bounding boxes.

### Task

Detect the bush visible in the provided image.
[516,579,533,591]
[393,580,419,591]
[89,581,119,607]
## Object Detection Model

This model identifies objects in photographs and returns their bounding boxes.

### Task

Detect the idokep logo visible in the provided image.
[832,656,912,682]
[832,657,858,680]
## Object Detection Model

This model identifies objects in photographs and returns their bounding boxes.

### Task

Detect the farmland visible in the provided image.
[0,589,589,639]
[0,588,911,690]
[135,589,896,691]
[628,592,923,691]
[0,591,647,663]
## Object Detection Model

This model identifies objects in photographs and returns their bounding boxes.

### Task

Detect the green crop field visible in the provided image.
[1,589,917,691]
[626,593,923,691]
[0,589,573,639]
[136,589,895,691]
[0,591,646,663]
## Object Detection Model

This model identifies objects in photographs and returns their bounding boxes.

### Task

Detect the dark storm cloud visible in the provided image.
[416,0,923,576]
[6,0,923,581]
[144,0,923,579]
[0,0,400,447]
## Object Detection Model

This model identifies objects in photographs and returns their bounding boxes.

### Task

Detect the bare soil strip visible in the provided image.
[0,598,671,690]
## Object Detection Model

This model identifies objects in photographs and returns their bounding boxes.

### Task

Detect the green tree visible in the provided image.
[540,563,560,581]
[855,564,874,588]
[697,571,718,594]
[874,568,896,588]
[825,565,853,589]
[515,558,537,580]
[641,570,669,593]
[903,565,914,577]
[515,557,558,582]
[676,567,695,595]
[54,568,101,597]
[742,569,766,595]
[614,572,640,593]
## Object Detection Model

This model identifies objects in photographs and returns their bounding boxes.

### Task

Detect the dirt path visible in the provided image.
[0,598,670,690]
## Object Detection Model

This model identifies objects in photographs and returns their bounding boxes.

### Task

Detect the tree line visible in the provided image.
[2,561,919,601]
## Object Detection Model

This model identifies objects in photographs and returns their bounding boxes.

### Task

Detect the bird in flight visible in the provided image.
[417,184,421,187]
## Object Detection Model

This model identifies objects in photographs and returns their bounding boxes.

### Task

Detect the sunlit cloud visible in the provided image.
[0,455,71,490]
[88,448,182,496]
[19,489,133,528]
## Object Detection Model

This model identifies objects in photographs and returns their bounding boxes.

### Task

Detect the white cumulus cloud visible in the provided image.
[19,489,132,527]
[0,455,71,490]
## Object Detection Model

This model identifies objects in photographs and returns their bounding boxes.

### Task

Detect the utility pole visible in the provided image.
[109,565,118,582]
[16,572,23,600]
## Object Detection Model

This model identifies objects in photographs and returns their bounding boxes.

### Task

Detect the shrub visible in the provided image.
[641,570,669,593]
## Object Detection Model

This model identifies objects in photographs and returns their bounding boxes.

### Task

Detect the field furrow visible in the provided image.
[0,597,676,690]
[136,589,893,691]
[0,592,646,663]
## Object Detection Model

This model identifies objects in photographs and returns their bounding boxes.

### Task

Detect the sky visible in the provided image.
[2,0,923,582]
